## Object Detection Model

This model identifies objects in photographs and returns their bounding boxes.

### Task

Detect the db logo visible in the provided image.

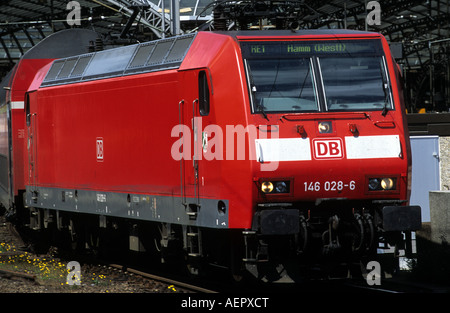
[313,138,344,159]
[96,137,104,162]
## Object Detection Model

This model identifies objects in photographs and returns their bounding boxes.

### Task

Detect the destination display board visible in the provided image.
[240,39,383,58]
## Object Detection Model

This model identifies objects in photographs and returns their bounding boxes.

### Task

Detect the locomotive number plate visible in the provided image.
[304,180,356,192]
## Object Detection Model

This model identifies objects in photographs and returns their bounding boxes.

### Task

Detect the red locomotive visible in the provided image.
[1,28,421,281]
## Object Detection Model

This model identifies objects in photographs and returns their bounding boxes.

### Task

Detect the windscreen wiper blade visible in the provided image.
[257,102,269,120]
[382,82,390,116]
[379,60,390,117]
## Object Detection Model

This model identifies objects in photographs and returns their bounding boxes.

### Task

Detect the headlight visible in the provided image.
[368,178,380,191]
[261,180,290,194]
[275,181,288,193]
[381,178,395,190]
[368,177,396,191]
[261,181,274,193]
[318,121,332,134]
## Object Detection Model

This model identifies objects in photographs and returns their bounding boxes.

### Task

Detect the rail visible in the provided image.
[108,263,218,293]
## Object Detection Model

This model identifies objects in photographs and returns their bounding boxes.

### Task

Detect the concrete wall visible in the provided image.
[440,137,450,191]
[429,191,450,245]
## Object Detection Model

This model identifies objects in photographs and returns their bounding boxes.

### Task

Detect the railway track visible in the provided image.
[1,244,448,294]
[2,214,450,295]
[105,263,217,293]
[0,249,215,293]
[0,215,219,293]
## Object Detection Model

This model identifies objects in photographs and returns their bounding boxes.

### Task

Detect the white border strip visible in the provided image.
[345,135,401,159]
[10,101,24,109]
[255,138,311,162]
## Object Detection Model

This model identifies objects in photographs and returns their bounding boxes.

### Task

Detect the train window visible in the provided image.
[318,56,393,112]
[25,94,30,127]
[198,71,210,116]
[241,39,390,114]
[246,58,318,113]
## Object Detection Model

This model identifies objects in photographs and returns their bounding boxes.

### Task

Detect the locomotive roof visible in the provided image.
[40,29,381,88]
[41,33,197,88]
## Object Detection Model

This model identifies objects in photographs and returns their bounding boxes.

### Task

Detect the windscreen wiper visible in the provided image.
[245,60,269,121]
[379,61,390,117]
[381,82,390,117]
[257,102,269,120]
[252,85,269,120]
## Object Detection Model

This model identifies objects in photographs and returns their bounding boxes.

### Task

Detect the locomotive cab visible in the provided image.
[234,31,421,277]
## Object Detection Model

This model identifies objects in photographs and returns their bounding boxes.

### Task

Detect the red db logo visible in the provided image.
[313,139,343,159]
[96,137,104,162]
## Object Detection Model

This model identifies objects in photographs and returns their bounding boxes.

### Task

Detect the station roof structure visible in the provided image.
[1,0,450,111]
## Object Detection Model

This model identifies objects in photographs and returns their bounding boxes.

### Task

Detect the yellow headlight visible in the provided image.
[381,178,394,190]
[318,121,332,133]
[261,181,274,193]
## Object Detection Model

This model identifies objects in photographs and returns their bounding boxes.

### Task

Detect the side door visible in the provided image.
[25,92,38,196]
[180,70,211,217]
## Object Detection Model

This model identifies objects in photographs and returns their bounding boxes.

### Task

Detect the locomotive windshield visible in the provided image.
[246,58,318,112]
[241,39,393,114]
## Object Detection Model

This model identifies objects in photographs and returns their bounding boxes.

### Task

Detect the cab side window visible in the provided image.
[198,71,210,116]
[25,93,31,127]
